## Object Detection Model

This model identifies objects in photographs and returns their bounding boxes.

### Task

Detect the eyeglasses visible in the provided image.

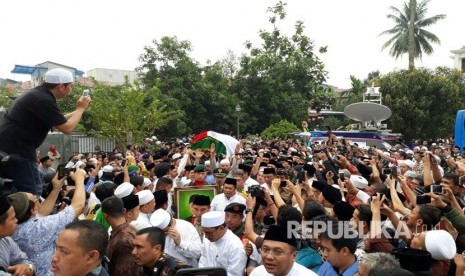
[261,247,293,257]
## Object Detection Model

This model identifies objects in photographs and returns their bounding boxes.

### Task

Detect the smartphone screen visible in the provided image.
[121,159,127,167]
[339,173,345,181]
[430,184,443,194]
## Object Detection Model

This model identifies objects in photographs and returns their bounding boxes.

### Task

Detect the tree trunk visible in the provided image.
[408,0,416,69]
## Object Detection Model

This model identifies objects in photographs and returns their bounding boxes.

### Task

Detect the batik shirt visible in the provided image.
[12,206,75,276]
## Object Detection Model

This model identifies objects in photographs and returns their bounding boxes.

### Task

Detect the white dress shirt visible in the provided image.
[199,229,247,276]
[165,219,202,267]
[130,212,151,230]
[250,262,317,276]
[244,177,259,191]
[210,193,246,212]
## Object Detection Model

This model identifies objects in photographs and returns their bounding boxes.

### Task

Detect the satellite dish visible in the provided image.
[344,102,392,124]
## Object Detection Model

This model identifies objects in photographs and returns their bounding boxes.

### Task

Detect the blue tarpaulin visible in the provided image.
[11,65,47,75]
[11,65,84,76]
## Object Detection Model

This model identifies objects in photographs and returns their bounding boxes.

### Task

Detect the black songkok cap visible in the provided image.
[122,194,139,210]
[264,225,298,248]
[238,164,252,173]
[303,163,316,175]
[192,195,211,206]
[224,178,237,186]
[332,201,355,221]
[311,180,326,192]
[263,168,275,175]
[392,248,433,272]
[322,186,342,205]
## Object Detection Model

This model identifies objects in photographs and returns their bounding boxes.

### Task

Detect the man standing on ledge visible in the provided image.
[0,68,91,195]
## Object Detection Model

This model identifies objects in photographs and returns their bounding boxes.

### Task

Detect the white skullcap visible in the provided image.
[44,68,73,84]
[156,141,162,145]
[414,146,420,150]
[150,209,171,229]
[406,150,414,155]
[201,211,225,228]
[73,161,84,168]
[404,170,417,178]
[172,153,182,160]
[403,160,415,169]
[421,146,428,151]
[204,160,210,166]
[425,230,456,260]
[289,147,297,152]
[220,159,230,165]
[114,182,134,199]
[143,178,152,188]
[350,175,368,189]
[88,158,98,164]
[102,165,113,173]
[136,190,154,205]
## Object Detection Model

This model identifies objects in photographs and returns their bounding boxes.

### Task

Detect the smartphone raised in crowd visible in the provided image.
[82,89,90,97]
[416,195,431,204]
[430,184,443,194]
[121,158,127,167]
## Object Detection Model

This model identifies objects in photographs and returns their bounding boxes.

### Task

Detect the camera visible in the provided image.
[430,184,443,194]
[280,181,287,188]
[60,196,71,205]
[339,172,345,181]
[249,185,265,198]
[121,158,127,167]
[416,195,431,204]
[82,89,90,97]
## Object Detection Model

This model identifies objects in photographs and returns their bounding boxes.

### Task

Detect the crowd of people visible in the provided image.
[1,68,465,276]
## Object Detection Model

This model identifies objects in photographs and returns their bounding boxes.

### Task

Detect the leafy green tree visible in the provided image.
[379,67,465,140]
[261,119,299,139]
[380,0,445,69]
[232,1,334,134]
[0,86,17,109]
[84,80,179,145]
[137,36,238,138]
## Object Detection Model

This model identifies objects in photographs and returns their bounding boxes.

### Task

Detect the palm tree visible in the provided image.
[379,0,445,69]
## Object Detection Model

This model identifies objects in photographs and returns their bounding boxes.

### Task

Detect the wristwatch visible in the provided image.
[245,208,253,214]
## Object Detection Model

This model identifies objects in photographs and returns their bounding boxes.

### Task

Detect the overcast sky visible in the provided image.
[1,0,463,88]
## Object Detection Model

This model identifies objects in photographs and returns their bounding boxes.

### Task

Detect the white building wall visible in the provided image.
[87,68,137,85]
[451,47,465,72]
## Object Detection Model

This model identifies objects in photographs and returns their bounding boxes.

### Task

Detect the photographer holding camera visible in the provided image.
[0,68,91,196]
